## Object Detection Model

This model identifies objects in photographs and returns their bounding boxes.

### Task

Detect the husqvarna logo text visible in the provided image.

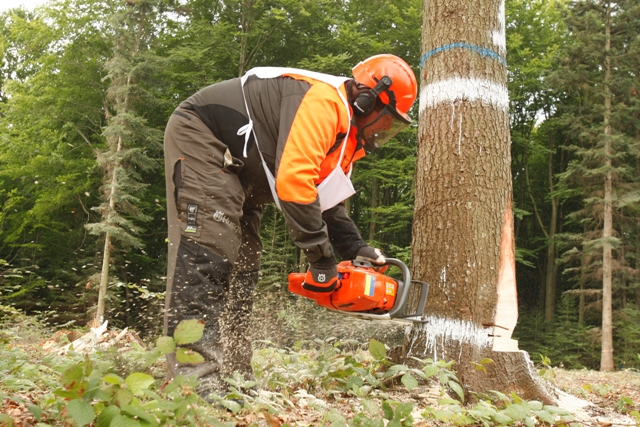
[212,210,240,234]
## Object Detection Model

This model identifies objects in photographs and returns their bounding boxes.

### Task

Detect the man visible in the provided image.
[163,54,417,398]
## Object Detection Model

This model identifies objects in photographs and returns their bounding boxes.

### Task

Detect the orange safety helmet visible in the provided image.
[351,54,417,150]
[352,54,417,122]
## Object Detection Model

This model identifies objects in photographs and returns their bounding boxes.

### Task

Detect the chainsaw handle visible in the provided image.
[352,258,410,314]
[384,258,411,319]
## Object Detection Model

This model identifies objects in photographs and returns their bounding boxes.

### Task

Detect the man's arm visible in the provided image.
[275,82,347,262]
[279,199,333,263]
[322,202,367,260]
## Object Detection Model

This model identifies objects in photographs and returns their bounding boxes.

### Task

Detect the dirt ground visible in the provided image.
[553,368,640,425]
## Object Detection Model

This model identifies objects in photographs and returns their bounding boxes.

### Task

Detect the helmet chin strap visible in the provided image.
[355,129,367,151]
[347,83,366,151]
[354,124,378,153]
[351,117,373,152]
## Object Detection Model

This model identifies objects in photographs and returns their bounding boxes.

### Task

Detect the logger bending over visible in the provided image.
[162,54,418,399]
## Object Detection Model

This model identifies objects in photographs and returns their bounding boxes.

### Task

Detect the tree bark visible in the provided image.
[405,0,556,402]
[369,174,379,241]
[600,0,614,372]
[544,135,558,323]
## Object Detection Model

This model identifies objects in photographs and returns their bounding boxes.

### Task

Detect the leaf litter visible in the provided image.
[1,320,639,427]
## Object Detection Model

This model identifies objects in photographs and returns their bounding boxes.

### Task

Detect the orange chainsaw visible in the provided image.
[288,258,429,323]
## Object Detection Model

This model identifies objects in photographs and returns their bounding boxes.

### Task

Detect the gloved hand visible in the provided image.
[355,246,386,265]
[302,257,339,293]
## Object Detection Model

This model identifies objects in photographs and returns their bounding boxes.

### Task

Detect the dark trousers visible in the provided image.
[163,109,262,393]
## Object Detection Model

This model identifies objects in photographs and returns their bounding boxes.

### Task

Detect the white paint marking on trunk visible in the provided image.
[457,114,463,156]
[491,0,506,54]
[450,101,455,130]
[408,316,492,362]
[419,77,509,113]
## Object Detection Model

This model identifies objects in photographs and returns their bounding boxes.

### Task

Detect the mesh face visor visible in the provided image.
[357,103,411,151]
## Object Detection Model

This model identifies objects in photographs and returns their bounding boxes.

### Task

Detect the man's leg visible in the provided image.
[163,110,245,397]
[220,205,263,384]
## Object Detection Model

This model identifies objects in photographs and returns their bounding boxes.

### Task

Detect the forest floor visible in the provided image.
[1,312,638,427]
[225,364,640,427]
[552,368,639,426]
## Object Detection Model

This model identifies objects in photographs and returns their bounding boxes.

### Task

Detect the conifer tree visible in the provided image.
[550,0,640,371]
[86,0,163,325]
[0,2,109,317]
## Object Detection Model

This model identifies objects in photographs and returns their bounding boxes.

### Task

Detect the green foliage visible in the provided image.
[0,319,223,426]
[0,316,591,427]
[0,0,166,328]
[615,306,640,369]
[0,0,639,376]
[51,354,209,427]
[351,126,417,253]
[172,318,204,346]
[515,296,602,369]
[615,395,634,414]
[252,336,453,402]
[544,0,640,365]
[422,390,577,427]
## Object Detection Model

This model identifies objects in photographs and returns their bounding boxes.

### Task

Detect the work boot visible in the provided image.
[165,351,226,399]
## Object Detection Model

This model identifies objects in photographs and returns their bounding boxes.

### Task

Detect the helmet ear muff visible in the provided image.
[352,91,376,117]
[351,76,393,117]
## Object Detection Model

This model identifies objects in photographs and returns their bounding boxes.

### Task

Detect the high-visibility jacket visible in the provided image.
[175,72,367,263]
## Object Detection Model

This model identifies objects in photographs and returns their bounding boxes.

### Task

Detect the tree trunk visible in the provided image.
[95,231,111,325]
[600,0,614,372]
[636,236,640,308]
[405,0,555,402]
[369,175,378,241]
[544,134,558,323]
[237,0,254,76]
[94,135,122,326]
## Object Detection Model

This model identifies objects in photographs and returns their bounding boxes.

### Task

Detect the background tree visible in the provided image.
[86,0,164,325]
[0,2,109,321]
[506,0,568,322]
[2,0,640,371]
[548,0,640,371]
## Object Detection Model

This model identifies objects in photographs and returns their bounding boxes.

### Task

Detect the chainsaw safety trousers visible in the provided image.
[163,105,263,396]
